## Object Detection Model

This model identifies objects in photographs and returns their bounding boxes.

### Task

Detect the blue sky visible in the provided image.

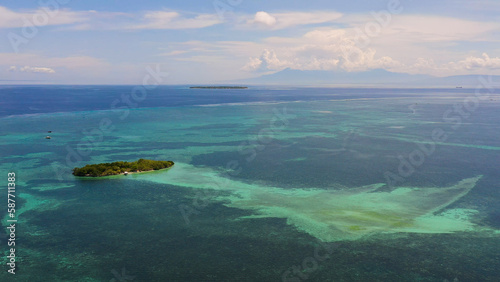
[1,0,500,84]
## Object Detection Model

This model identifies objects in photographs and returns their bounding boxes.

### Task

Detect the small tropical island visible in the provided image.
[72,159,174,177]
[190,86,248,89]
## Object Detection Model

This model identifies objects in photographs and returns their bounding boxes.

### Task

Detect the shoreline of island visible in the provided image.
[72,159,174,178]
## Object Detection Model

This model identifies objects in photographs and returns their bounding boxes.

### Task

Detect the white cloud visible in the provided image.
[242,49,291,71]
[19,66,56,73]
[155,12,500,78]
[0,6,87,28]
[363,53,500,76]
[397,58,442,75]
[243,43,500,76]
[48,56,110,69]
[339,14,500,42]
[159,50,189,57]
[0,6,221,31]
[164,40,263,64]
[239,11,500,76]
[242,57,264,71]
[232,11,500,77]
[0,53,110,71]
[245,11,343,30]
[451,53,500,70]
[253,12,277,27]
[7,64,57,74]
[243,28,402,72]
[130,11,222,30]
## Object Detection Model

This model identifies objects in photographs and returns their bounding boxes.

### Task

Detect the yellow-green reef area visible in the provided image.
[135,163,492,242]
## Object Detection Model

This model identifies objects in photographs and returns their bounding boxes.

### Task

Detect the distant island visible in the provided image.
[72,159,174,177]
[190,86,248,89]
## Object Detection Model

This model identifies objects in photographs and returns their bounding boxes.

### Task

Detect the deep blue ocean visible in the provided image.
[1,85,499,281]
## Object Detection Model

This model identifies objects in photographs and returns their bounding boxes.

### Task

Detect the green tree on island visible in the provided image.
[72,159,174,177]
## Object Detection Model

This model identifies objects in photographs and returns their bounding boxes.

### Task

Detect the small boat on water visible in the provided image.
[124,171,128,175]
[45,136,51,139]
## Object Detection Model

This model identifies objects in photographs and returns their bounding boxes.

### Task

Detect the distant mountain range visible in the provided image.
[238,68,499,87]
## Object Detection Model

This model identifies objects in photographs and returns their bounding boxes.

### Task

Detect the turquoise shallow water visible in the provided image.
[1,86,499,281]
